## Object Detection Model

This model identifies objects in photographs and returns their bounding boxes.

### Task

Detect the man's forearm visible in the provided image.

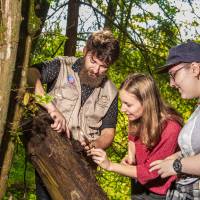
[35,79,58,113]
[27,68,41,88]
[181,154,200,176]
[28,68,57,113]
[93,128,115,149]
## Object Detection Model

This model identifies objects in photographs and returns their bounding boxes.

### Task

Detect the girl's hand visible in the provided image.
[89,148,112,170]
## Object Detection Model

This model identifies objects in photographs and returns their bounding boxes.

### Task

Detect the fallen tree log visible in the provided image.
[23,109,108,200]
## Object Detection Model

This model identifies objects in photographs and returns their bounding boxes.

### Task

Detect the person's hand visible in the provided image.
[78,129,95,151]
[149,159,176,178]
[165,152,181,160]
[81,140,96,151]
[121,155,134,165]
[48,108,70,137]
[88,148,111,170]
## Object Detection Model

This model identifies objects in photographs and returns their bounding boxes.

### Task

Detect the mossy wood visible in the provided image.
[23,110,108,200]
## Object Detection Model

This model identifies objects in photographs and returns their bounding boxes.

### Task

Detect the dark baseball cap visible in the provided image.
[157,40,200,73]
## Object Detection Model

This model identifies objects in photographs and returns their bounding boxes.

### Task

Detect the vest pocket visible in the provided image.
[60,85,79,101]
[85,96,109,130]
[60,87,78,112]
[51,86,79,115]
[96,95,110,108]
[86,105,107,132]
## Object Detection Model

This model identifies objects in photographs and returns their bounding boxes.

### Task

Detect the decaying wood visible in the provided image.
[23,110,108,200]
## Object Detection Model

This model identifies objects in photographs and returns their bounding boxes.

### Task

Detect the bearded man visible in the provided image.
[28,29,120,200]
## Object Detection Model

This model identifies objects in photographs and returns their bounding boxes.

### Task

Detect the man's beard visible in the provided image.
[79,61,106,88]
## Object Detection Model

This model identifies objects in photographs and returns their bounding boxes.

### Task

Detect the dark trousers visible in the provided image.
[35,171,52,200]
[131,179,166,200]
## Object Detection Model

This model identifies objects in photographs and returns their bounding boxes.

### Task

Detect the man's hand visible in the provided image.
[149,159,176,178]
[164,151,181,160]
[31,73,71,137]
[47,106,70,137]
[81,140,96,152]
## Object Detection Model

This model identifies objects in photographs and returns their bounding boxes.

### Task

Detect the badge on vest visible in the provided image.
[67,75,75,84]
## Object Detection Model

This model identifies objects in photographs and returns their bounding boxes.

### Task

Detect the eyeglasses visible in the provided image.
[168,64,188,82]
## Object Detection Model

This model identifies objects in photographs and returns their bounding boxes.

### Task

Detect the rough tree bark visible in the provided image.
[0,35,32,200]
[23,110,108,200]
[0,1,108,198]
[0,0,49,198]
[104,0,117,30]
[64,0,80,56]
[31,0,50,52]
[0,0,22,146]
[0,4,32,199]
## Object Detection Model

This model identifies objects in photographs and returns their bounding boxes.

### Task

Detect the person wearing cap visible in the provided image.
[150,40,200,199]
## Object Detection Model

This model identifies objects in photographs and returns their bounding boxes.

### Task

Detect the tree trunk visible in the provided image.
[0,0,22,146]
[23,110,108,200]
[31,0,50,52]
[0,0,50,198]
[64,0,80,56]
[0,34,32,200]
[104,0,117,29]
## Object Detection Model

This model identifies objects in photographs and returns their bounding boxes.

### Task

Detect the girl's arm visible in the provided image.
[121,141,136,165]
[90,148,137,178]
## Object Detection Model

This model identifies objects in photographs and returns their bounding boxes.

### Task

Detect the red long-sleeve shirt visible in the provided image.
[128,120,181,195]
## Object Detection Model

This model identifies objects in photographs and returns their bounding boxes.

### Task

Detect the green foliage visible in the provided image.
[34,93,54,105]
[6,0,200,199]
[22,88,53,120]
[10,127,23,145]
[3,144,36,200]
[31,24,66,64]
[97,109,131,199]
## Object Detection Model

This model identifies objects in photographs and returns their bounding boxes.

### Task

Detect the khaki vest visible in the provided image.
[48,56,118,142]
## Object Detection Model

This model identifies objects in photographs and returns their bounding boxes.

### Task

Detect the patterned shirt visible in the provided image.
[32,58,118,130]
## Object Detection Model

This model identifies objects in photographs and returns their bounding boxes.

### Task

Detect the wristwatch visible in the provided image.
[173,157,183,174]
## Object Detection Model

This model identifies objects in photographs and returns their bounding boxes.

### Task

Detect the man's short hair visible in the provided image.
[85,29,120,65]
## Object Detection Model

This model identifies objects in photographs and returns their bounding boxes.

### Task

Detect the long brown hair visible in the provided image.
[120,73,183,148]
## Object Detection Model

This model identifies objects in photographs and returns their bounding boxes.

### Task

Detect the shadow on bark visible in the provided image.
[23,109,108,200]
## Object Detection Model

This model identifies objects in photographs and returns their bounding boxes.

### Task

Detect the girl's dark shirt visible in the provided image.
[32,58,118,130]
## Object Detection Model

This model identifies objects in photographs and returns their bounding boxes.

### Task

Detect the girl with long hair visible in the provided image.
[89,73,182,200]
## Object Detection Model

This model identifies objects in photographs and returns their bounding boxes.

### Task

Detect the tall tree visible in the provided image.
[0,0,22,147]
[64,0,80,56]
[0,0,23,198]
[31,0,50,52]
[104,0,117,29]
[0,0,49,198]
